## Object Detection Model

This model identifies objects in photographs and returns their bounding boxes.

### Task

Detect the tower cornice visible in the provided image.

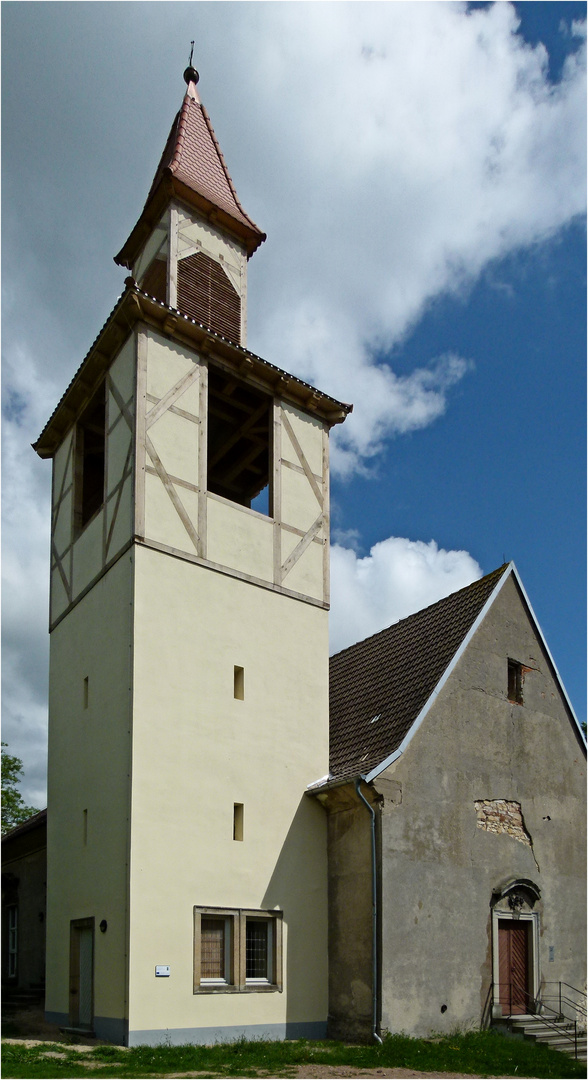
[33,281,352,459]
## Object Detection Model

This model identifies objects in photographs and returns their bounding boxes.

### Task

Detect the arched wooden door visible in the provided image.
[498,918,532,1015]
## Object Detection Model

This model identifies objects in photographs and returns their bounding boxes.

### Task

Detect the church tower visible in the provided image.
[35,65,351,1046]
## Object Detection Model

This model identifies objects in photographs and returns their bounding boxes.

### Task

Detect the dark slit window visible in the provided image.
[507,659,523,704]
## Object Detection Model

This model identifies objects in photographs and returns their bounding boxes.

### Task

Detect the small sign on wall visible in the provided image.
[548,946,555,962]
[155,965,170,977]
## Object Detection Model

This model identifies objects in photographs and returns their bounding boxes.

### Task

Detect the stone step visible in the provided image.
[513,1023,576,1037]
[494,1017,586,1061]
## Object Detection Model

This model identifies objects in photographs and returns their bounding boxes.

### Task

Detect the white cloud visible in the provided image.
[240,2,585,464]
[329,537,483,655]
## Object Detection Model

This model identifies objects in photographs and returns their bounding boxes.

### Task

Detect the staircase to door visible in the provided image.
[493,982,587,1063]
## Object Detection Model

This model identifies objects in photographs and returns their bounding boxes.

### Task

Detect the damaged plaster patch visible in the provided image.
[474,799,531,847]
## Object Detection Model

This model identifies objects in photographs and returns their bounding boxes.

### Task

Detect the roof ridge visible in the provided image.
[169,94,191,176]
[330,562,510,662]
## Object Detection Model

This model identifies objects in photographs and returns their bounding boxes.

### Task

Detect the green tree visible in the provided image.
[1,742,40,835]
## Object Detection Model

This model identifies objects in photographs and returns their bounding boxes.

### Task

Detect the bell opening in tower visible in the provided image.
[207,364,271,513]
[74,381,106,533]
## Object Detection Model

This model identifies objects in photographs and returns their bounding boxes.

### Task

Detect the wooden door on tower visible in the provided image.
[69,918,94,1029]
[498,919,531,1015]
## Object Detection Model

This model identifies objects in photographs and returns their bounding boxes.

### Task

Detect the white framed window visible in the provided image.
[194,906,282,994]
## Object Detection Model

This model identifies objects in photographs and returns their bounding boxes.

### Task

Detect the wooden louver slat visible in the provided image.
[177,252,241,343]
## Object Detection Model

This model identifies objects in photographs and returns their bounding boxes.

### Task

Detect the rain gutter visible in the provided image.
[355,778,382,1045]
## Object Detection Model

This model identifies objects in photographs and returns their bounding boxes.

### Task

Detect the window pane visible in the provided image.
[201,918,226,979]
[246,920,268,979]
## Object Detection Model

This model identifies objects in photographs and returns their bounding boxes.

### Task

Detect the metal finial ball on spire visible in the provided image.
[184,65,199,86]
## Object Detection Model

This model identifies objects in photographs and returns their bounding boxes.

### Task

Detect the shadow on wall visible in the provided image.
[261,794,328,1026]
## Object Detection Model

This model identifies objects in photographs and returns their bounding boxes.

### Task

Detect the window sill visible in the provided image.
[194,983,281,995]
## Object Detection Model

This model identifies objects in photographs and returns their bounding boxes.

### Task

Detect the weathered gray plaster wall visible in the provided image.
[376,574,586,1037]
[326,789,374,1040]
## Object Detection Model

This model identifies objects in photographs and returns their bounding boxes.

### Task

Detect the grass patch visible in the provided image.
[2,1029,585,1079]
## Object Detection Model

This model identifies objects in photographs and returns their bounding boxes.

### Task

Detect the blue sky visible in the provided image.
[2,2,586,805]
[332,223,586,710]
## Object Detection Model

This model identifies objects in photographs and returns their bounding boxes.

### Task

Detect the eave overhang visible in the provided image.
[306,775,379,813]
[114,173,266,270]
[33,280,352,459]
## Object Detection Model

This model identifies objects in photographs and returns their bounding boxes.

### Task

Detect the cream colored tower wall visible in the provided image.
[51,430,75,621]
[127,544,329,1041]
[139,329,329,607]
[207,497,274,579]
[50,337,136,625]
[133,215,168,284]
[45,552,134,1033]
[141,331,203,557]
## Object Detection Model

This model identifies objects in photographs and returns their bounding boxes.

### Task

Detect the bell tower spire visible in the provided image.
[35,56,351,1049]
[115,62,265,346]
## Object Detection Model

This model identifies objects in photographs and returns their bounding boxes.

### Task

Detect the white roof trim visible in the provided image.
[508,563,583,739]
[364,561,584,784]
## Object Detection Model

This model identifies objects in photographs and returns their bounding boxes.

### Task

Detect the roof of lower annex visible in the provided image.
[115,68,266,268]
[33,279,352,459]
[2,808,47,845]
[325,564,511,786]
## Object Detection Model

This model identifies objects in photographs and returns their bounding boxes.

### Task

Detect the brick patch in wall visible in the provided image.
[474,799,531,846]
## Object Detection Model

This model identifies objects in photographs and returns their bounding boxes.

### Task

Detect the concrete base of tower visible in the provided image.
[127,1020,328,1047]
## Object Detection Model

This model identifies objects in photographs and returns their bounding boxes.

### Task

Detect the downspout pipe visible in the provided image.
[355,778,383,1045]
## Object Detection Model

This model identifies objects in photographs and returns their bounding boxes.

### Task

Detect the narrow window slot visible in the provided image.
[83,676,89,709]
[234,666,244,700]
[233,803,244,842]
[83,809,88,845]
[507,659,523,704]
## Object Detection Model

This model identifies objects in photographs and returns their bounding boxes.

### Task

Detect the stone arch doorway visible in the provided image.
[491,879,541,1018]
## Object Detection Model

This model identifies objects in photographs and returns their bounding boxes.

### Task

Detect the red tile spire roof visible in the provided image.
[115,66,266,268]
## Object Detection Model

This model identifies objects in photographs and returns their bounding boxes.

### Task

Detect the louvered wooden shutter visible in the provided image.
[177,252,241,343]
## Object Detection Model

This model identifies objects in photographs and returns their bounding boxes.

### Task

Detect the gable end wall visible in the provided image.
[375,573,586,1037]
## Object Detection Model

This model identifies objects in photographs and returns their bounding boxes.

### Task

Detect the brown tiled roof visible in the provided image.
[115,78,265,266]
[152,94,262,236]
[328,564,510,783]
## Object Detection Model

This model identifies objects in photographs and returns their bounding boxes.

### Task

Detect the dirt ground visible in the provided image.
[1,1007,534,1079]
